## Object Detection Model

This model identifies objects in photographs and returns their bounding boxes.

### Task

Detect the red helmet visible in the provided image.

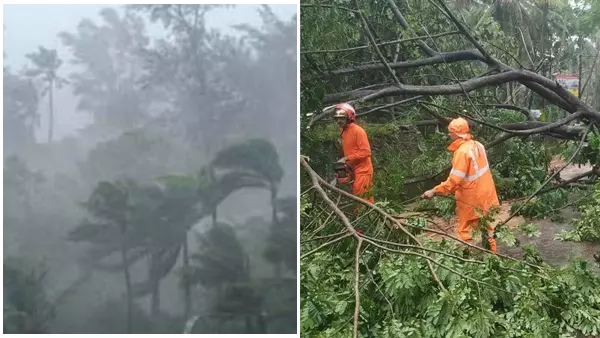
[332,103,356,122]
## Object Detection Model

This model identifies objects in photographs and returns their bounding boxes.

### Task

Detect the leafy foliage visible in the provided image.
[492,139,551,199]
[3,69,39,154]
[300,0,600,337]
[78,129,177,184]
[24,46,66,89]
[3,258,54,334]
[188,223,249,288]
[211,138,284,187]
[556,182,600,242]
[4,155,45,218]
[301,216,600,337]
[59,8,152,130]
[511,188,569,221]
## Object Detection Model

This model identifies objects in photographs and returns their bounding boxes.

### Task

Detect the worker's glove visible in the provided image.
[336,157,347,163]
[421,189,436,199]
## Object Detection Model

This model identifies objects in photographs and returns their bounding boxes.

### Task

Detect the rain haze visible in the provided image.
[4,4,296,139]
[3,3,297,334]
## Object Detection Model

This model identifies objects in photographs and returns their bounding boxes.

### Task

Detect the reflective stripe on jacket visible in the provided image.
[434,138,500,222]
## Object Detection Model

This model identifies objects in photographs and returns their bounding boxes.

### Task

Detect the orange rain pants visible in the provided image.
[353,174,374,204]
[341,122,374,207]
[458,219,497,253]
[433,128,500,252]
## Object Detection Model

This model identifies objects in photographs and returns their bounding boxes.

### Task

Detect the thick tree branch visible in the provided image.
[455,111,584,136]
[325,69,566,102]
[394,117,586,140]
[493,121,585,139]
[328,49,486,76]
[324,69,600,123]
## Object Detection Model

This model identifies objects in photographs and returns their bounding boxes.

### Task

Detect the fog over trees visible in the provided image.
[4,4,297,334]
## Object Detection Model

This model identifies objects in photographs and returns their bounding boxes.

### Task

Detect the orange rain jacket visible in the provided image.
[433,125,499,225]
[341,122,374,202]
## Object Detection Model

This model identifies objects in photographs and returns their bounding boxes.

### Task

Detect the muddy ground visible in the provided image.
[499,208,600,274]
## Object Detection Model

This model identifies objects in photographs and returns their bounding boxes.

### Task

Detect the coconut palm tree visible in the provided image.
[24,46,67,143]
[68,138,282,330]
[69,179,188,329]
[69,180,136,333]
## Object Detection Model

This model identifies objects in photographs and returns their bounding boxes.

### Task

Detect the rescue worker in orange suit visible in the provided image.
[333,103,375,205]
[421,117,500,252]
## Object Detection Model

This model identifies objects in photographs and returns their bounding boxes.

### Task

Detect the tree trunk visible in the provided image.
[578,36,583,99]
[151,278,160,323]
[183,233,191,319]
[120,240,133,333]
[270,185,282,277]
[270,186,279,226]
[256,312,267,333]
[245,315,254,333]
[48,84,54,143]
[210,166,218,227]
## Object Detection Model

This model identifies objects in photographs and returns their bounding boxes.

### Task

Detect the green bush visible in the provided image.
[3,257,54,334]
[491,139,551,199]
[556,182,600,242]
[510,189,569,221]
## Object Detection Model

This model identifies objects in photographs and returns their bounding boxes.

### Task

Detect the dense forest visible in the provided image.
[300,0,600,337]
[4,4,297,334]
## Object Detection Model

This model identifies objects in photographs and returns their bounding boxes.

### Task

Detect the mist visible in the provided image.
[3,4,297,334]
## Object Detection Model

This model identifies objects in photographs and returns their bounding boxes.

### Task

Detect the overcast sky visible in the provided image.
[3,4,297,140]
[3,4,296,68]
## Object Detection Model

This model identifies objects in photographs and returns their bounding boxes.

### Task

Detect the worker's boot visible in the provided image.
[488,237,497,254]
[484,230,497,254]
